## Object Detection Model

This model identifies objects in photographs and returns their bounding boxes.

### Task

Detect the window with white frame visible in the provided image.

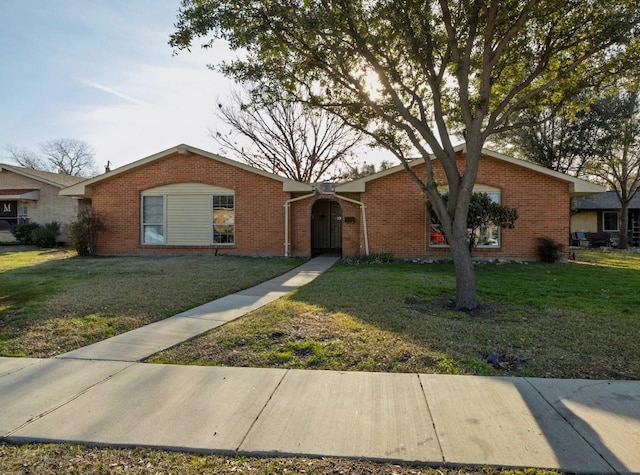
[213,194,235,244]
[429,188,502,248]
[603,211,619,232]
[142,195,165,244]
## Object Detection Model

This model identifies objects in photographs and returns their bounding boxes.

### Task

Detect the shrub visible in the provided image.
[538,237,564,263]
[10,222,40,244]
[30,221,61,248]
[342,252,394,265]
[69,208,105,256]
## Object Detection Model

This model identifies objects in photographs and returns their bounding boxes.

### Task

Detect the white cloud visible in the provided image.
[76,78,149,106]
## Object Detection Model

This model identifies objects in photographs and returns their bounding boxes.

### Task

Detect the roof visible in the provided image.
[333,144,605,196]
[0,163,85,188]
[573,190,640,210]
[60,144,314,198]
[0,188,40,200]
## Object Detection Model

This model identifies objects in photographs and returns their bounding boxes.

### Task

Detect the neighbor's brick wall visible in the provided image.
[89,151,290,255]
[359,153,571,260]
[0,171,79,242]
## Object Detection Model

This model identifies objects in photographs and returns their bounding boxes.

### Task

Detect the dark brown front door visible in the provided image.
[311,200,342,255]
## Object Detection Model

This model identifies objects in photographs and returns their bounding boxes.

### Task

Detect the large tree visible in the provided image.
[172,0,639,309]
[4,138,99,177]
[213,86,363,182]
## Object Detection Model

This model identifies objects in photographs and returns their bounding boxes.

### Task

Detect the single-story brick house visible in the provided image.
[571,191,640,247]
[0,163,84,242]
[60,144,603,259]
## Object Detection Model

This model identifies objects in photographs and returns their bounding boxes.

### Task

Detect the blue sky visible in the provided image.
[0,0,238,170]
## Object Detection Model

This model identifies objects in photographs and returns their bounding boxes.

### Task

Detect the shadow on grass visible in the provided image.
[283,261,640,379]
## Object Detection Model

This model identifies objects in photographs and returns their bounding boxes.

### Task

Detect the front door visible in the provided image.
[311,200,342,255]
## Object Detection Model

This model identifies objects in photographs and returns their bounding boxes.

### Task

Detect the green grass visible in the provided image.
[0,249,303,357]
[151,250,640,379]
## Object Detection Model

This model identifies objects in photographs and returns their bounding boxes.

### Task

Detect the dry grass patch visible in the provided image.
[0,443,560,475]
[0,251,303,357]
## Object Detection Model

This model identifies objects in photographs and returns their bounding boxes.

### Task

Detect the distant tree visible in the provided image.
[585,91,640,249]
[212,87,362,182]
[339,159,393,181]
[500,89,640,249]
[493,104,599,176]
[4,138,99,177]
[3,145,48,171]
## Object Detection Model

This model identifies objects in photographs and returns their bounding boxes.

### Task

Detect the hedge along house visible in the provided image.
[0,163,84,243]
[60,144,603,259]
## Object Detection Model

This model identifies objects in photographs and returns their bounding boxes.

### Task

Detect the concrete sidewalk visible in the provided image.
[1,358,638,473]
[0,255,638,473]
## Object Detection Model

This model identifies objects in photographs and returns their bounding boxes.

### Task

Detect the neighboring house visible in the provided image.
[60,144,603,259]
[571,191,640,246]
[0,164,84,243]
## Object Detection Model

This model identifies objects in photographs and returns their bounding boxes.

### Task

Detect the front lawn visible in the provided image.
[150,250,640,380]
[0,249,303,357]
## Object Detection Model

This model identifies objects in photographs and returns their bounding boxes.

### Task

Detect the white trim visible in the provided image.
[141,195,166,245]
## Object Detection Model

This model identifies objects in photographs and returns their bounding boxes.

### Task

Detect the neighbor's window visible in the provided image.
[603,211,619,232]
[213,194,234,244]
[429,191,501,248]
[142,195,165,244]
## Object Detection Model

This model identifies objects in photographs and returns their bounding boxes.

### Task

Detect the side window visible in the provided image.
[213,195,234,244]
[142,195,164,244]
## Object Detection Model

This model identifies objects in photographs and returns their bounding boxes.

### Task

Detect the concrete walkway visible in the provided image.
[1,256,639,474]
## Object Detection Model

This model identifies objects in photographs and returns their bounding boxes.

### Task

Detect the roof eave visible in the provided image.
[58,144,314,194]
[569,181,607,197]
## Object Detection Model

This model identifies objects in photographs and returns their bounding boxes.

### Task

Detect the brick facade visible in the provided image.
[89,151,290,255]
[70,146,586,259]
[361,154,570,260]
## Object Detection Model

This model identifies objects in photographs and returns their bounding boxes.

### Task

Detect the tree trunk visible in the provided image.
[448,227,478,310]
[619,202,630,249]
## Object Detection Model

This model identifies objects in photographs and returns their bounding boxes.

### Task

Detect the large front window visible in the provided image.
[429,190,501,248]
[142,196,164,244]
[213,195,235,244]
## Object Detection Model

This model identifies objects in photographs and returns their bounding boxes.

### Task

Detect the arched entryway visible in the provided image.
[311,200,342,256]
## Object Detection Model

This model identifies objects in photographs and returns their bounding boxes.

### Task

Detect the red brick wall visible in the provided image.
[358,154,570,260]
[90,151,290,255]
[288,193,363,256]
[89,150,571,259]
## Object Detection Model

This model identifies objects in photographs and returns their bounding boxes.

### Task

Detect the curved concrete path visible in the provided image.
[1,256,639,474]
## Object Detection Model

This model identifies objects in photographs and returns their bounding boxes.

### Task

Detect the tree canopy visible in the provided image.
[172,0,640,309]
[586,90,640,248]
